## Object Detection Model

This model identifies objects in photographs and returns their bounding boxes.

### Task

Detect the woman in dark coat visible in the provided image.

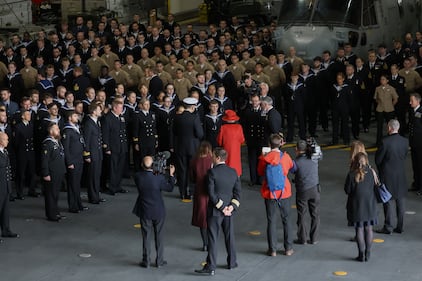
[344,152,377,262]
[190,141,213,251]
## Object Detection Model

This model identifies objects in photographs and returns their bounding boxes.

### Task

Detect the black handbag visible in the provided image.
[371,168,392,204]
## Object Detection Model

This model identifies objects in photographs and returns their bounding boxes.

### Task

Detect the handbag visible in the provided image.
[371,168,392,204]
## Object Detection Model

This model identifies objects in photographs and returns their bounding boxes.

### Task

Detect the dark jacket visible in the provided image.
[41,137,66,178]
[82,116,103,161]
[171,110,204,156]
[102,111,128,154]
[62,124,84,167]
[207,163,241,216]
[375,133,408,199]
[132,170,175,220]
[0,149,12,194]
[409,106,422,148]
[344,167,377,223]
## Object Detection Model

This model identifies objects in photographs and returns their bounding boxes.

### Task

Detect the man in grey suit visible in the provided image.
[375,119,408,234]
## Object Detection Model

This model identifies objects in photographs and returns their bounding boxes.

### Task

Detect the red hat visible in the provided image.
[222,110,240,122]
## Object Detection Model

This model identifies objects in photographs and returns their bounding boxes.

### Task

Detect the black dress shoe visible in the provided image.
[9,196,15,202]
[103,190,115,196]
[393,228,403,234]
[89,201,100,204]
[28,192,41,198]
[47,217,60,222]
[57,215,67,220]
[139,261,149,268]
[375,228,392,235]
[156,260,167,268]
[15,196,25,200]
[293,239,307,245]
[69,209,80,214]
[80,206,89,211]
[2,232,19,238]
[99,198,106,202]
[355,255,364,262]
[227,263,238,270]
[117,189,128,193]
[195,268,215,276]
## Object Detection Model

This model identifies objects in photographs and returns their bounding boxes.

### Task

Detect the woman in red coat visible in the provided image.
[190,141,213,251]
[217,110,245,176]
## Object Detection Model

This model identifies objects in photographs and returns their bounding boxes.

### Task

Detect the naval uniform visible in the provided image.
[171,110,204,199]
[242,106,264,185]
[62,123,85,212]
[409,105,422,192]
[102,111,128,194]
[205,163,241,271]
[82,116,103,203]
[13,121,37,197]
[132,110,157,171]
[285,81,306,142]
[0,148,13,233]
[331,84,352,144]
[41,137,66,221]
[203,113,222,148]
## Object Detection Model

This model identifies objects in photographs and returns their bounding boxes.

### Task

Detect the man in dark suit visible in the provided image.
[195,147,241,276]
[260,96,282,143]
[83,103,105,204]
[132,156,175,268]
[242,94,264,185]
[409,94,422,194]
[13,110,37,199]
[102,99,128,195]
[171,97,204,200]
[41,123,67,222]
[0,132,19,240]
[375,119,409,234]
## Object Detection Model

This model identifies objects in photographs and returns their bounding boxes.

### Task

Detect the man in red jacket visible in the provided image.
[258,133,296,257]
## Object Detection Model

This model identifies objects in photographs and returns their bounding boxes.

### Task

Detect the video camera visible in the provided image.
[152,151,171,175]
[306,137,323,161]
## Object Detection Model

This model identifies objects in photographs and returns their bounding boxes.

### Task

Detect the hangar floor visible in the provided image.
[1,126,421,281]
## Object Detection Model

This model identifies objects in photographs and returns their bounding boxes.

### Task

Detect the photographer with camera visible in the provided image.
[292,139,321,245]
[132,156,175,268]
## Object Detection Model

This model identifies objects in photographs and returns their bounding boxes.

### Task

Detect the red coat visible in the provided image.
[217,123,245,176]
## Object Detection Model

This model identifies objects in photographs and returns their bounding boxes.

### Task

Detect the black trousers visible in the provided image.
[332,108,350,144]
[15,151,37,197]
[0,188,11,234]
[411,147,422,191]
[287,108,306,142]
[44,173,65,220]
[361,92,373,130]
[175,153,192,197]
[247,146,260,184]
[395,96,410,134]
[206,214,237,270]
[318,92,330,130]
[296,186,320,243]
[350,106,361,138]
[376,111,395,145]
[67,163,83,211]
[264,197,292,252]
[140,217,165,265]
[109,151,126,193]
[383,198,405,232]
[87,159,102,203]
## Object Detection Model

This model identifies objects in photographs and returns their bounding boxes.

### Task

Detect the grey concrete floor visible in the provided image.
[1,127,422,281]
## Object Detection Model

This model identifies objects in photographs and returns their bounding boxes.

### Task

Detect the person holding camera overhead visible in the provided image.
[292,140,321,245]
[132,156,175,268]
